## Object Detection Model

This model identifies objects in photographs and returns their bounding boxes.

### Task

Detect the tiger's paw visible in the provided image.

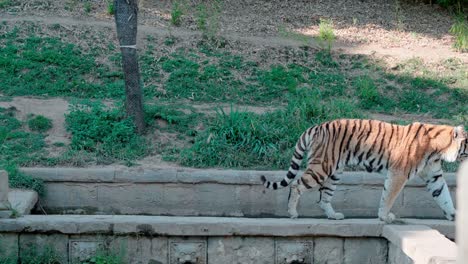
[328,212,345,220]
[379,212,396,224]
[288,210,299,219]
[445,212,456,221]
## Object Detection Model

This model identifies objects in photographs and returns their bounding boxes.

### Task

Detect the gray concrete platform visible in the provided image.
[0,215,454,238]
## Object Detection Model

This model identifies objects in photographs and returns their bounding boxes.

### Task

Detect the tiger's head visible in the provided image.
[457,126,468,162]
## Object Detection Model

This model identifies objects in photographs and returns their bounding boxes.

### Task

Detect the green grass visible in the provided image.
[171,0,185,26]
[0,21,466,170]
[450,15,468,52]
[64,101,149,165]
[0,27,124,98]
[180,89,363,169]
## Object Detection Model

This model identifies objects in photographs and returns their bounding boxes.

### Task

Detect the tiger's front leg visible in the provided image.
[422,170,456,221]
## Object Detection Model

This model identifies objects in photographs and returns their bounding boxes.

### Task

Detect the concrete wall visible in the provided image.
[21,167,457,219]
[0,216,391,264]
[0,215,456,264]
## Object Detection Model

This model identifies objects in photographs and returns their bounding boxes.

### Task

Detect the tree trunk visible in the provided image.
[114,0,145,134]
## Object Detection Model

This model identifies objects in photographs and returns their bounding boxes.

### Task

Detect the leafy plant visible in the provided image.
[317,18,336,52]
[28,115,53,133]
[84,1,92,13]
[171,0,185,26]
[106,0,115,15]
[82,251,124,264]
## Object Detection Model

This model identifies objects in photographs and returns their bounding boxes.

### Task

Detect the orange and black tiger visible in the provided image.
[261,119,468,223]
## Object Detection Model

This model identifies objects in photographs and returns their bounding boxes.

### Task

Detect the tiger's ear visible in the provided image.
[454,126,466,140]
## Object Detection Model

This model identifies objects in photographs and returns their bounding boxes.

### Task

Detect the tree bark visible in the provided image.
[114,0,145,134]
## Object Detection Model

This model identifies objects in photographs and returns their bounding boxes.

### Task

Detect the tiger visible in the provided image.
[261,119,468,223]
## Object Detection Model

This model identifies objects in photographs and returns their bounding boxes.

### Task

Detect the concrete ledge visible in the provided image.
[0,215,453,238]
[0,215,386,237]
[19,167,457,186]
[384,225,456,264]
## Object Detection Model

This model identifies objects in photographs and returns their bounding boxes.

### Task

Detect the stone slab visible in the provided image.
[457,160,468,264]
[19,167,457,186]
[314,237,344,264]
[8,189,38,215]
[343,237,388,264]
[208,237,274,264]
[383,225,456,264]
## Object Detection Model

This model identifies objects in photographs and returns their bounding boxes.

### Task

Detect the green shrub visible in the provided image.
[28,115,53,133]
[317,18,336,51]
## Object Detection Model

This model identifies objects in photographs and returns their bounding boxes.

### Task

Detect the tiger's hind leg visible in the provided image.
[319,174,344,220]
[287,181,307,219]
[287,172,320,219]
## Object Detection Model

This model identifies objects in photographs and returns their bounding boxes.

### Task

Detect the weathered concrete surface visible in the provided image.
[21,167,457,219]
[384,225,456,264]
[314,237,343,264]
[0,215,386,237]
[343,238,388,264]
[0,170,12,218]
[0,171,9,208]
[208,237,274,264]
[457,160,468,264]
[388,242,413,264]
[8,189,38,215]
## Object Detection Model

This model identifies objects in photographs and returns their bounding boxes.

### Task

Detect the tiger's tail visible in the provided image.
[261,127,314,190]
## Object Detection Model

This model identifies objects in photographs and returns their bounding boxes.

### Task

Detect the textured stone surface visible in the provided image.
[8,189,38,215]
[314,237,344,264]
[22,167,457,218]
[457,160,468,264]
[343,238,388,264]
[388,242,412,264]
[0,233,19,261]
[0,170,11,211]
[109,236,168,264]
[384,225,456,264]
[0,215,386,237]
[19,234,69,264]
[208,237,274,264]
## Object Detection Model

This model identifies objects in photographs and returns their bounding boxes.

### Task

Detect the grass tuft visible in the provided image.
[27,115,53,133]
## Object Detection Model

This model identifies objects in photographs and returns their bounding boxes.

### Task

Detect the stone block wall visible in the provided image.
[21,167,457,219]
